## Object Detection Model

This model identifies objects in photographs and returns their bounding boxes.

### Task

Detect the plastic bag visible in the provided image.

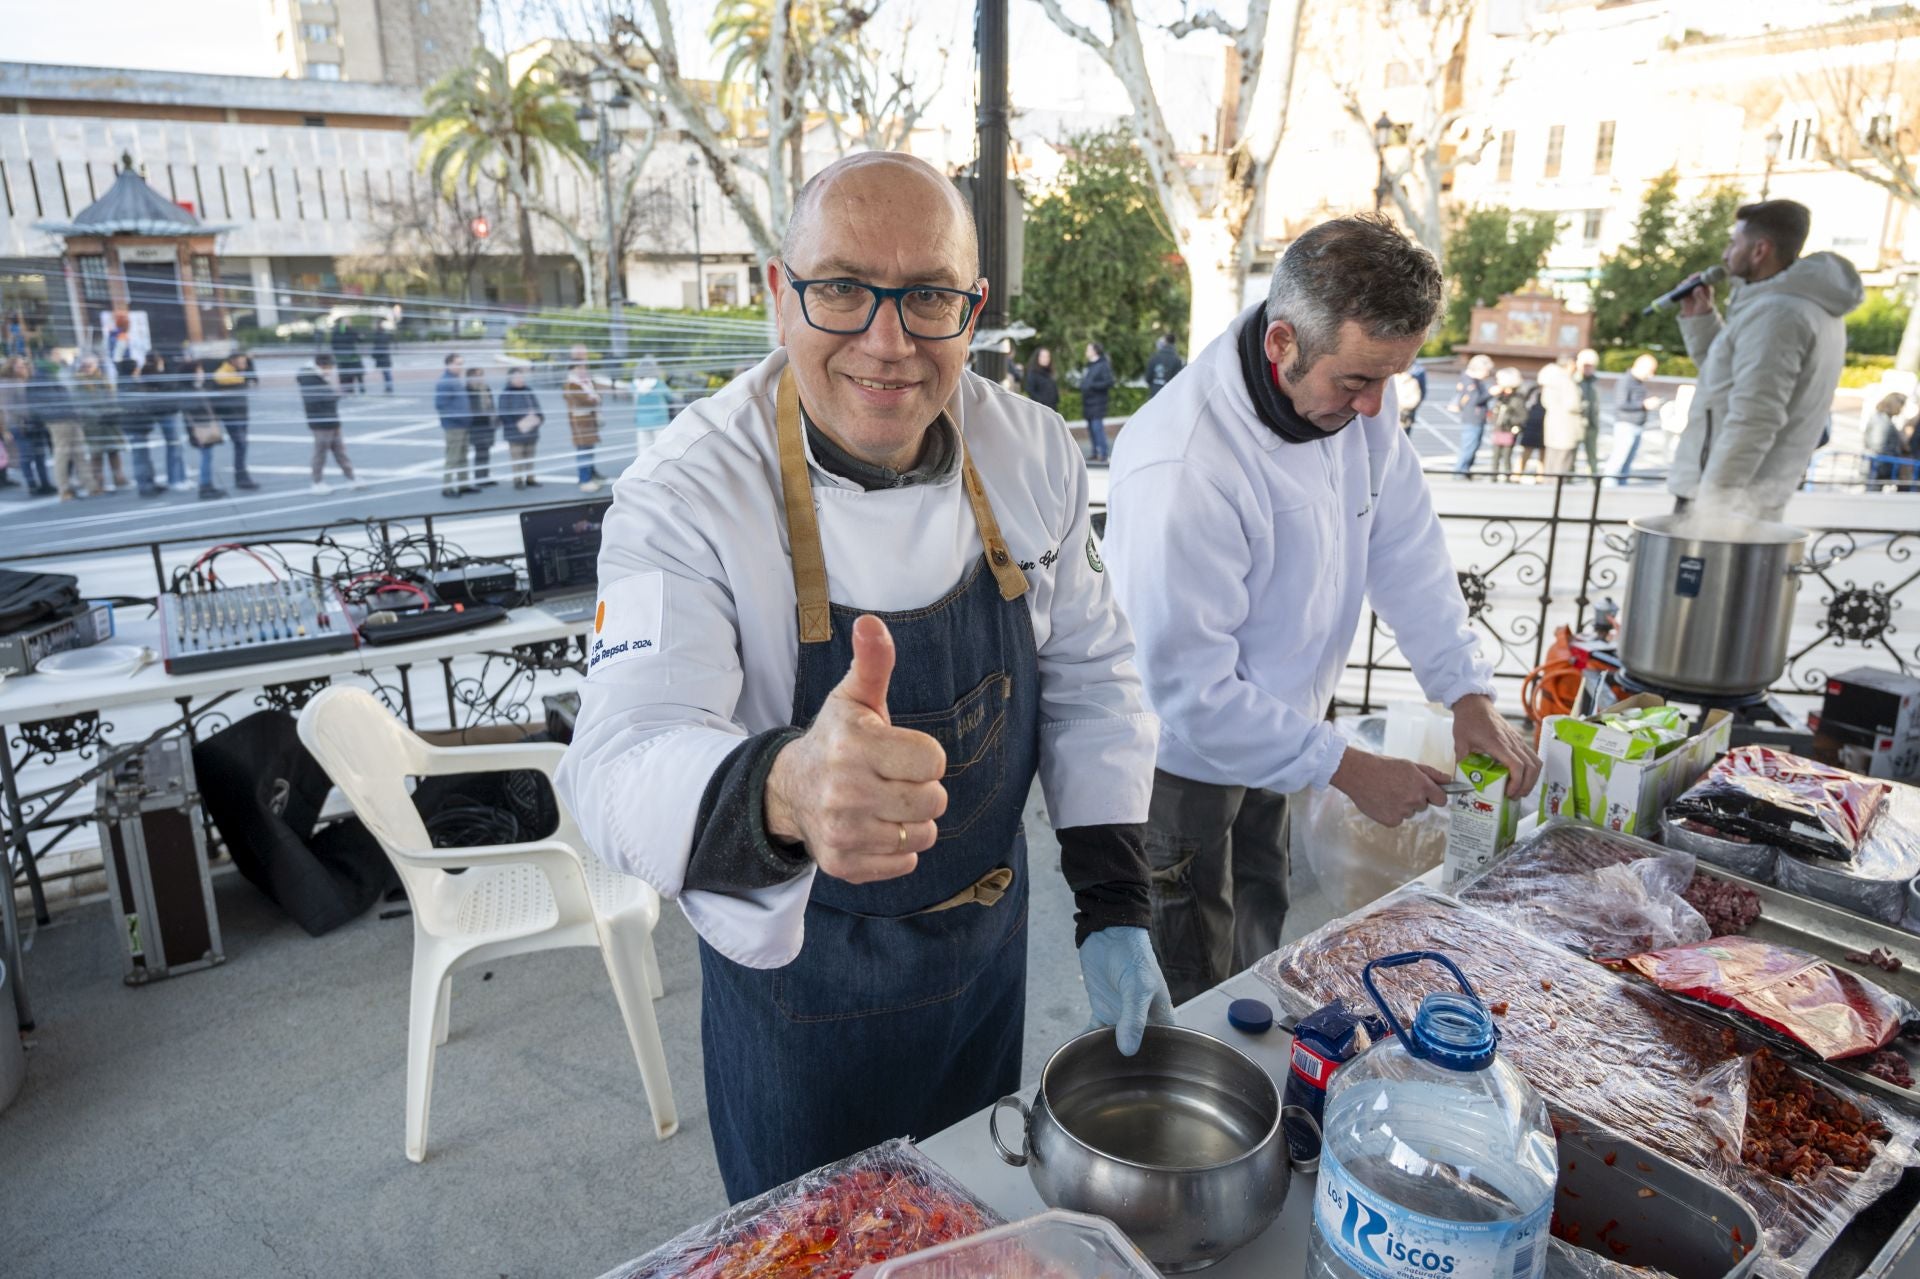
[1252,888,1920,1279]
[1668,746,1893,862]
[1457,820,1712,959]
[597,1139,1002,1279]
[1622,937,1917,1060]
[1295,714,1450,913]
[1770,781,1920,927]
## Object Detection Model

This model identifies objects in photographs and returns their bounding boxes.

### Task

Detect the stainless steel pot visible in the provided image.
[988,1025,1301,1272]
[1617,513,1824,697]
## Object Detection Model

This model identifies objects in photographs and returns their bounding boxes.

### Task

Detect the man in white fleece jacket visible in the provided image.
[1104,216,1541,1002]
[1669,199,1864,521]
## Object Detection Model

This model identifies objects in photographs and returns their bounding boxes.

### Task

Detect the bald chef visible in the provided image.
[557,153,1172,1202]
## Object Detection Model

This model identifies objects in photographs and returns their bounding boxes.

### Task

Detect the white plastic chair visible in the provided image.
[297,686,677,1161]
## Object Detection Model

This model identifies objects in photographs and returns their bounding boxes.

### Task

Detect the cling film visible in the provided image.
[1315,1143,1548,1279]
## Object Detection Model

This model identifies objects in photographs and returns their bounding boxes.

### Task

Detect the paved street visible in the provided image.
[0,343,684,557]
[1,359,1879,560]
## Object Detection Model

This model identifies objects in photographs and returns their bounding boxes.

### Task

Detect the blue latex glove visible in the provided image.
[1078,926,1176,1056]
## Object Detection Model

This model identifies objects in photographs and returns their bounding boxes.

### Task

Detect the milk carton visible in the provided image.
[1443,753,1518,889]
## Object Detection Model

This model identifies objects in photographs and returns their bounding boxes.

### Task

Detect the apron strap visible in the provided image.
[775,370,835,643]
[962,449,1031,603]
[773,367,1030,646]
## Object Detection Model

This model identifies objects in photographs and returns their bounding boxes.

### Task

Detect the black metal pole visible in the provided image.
[973,0,1009,384]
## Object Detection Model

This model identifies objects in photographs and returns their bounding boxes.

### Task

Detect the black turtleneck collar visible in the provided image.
[1235,304,1350,445]
[802,407,958,490]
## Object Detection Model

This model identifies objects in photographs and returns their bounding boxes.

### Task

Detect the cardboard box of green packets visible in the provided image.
[1538,693,1731,835]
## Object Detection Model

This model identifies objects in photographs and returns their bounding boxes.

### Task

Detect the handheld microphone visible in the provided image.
[1641,264,1727,316]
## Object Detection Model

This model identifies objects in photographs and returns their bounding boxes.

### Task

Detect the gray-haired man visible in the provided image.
[1103,215,1541,1001]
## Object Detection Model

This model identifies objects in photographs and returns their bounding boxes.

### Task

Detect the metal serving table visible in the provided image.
[919,966,1920,1278]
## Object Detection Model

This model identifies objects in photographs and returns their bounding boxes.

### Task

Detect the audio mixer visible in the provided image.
[158,580,358,674]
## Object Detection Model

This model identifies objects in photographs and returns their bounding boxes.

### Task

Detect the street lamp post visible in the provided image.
[1374,112,1395,214]
[1762,124,1784,200]
[687,153,704,311]
[575,90,630,362]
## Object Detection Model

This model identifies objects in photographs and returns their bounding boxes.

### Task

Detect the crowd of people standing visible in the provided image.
[0,349,261,500]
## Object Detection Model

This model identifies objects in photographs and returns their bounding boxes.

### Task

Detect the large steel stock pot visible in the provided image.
[1616,512,1826,697]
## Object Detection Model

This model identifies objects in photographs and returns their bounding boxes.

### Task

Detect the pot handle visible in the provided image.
[1789,548,1843,577]
[1602,530,1633,556]
[1281,1104,1325,1175]
[989,1093,1031,1167]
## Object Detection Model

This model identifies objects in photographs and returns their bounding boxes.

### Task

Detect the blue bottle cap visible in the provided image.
[1227,997,1274,1034]
[1409,992,1496,1071]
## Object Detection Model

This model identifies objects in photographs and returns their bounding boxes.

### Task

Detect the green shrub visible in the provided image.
[1846,288,1911,357]
[1054,384,1152,422]
[1597,349,1697,377]
[1839,354,1898,387]
[505,305,770,372]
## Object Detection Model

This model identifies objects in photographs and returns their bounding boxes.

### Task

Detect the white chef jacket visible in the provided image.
[555,350,1158,969]
[1103,313,1493,796]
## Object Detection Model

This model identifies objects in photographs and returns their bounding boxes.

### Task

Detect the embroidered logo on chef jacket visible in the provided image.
[1085,533,1105,573]
[1016,545,1060,573]
[587,571,665,675]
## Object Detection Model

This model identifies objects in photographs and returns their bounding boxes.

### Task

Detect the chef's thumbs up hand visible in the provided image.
[763,614,949,884]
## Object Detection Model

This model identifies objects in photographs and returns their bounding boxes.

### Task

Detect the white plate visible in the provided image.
[36,645,146,679]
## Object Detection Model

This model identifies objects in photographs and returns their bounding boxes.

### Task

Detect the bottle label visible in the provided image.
[1315,1145,1548,1279]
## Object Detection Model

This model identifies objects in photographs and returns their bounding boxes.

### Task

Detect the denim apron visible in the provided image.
[698,369,1042,1202]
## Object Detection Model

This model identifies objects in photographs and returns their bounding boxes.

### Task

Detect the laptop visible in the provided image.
[519,499,613,622]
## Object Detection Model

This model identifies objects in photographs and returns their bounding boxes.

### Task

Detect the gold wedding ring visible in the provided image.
[898,823,909,853]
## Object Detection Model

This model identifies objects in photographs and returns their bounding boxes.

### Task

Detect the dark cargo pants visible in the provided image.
[1142,768,1290,1005]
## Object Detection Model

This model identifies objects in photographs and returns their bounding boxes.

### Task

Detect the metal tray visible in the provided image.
[1694,868,1920,1115]
[1552,1122,1760,1279]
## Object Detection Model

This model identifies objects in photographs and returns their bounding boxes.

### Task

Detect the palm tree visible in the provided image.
[412,50,585,306]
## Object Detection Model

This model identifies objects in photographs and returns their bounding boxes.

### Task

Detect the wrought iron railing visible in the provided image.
[1346,473,1918,713]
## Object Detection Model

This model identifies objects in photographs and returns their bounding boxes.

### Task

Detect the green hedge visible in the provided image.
[505,305,769,372]
[1839,354,1897,388]
[1847,288,1911,357]
[1597,349,1698,377]
[1053,384,1152,422]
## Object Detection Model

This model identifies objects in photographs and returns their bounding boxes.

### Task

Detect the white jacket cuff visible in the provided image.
[1039,711,1158,827]
[680,876,817,969]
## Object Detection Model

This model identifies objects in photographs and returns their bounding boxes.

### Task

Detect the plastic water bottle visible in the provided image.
[1305,951,1556,1279]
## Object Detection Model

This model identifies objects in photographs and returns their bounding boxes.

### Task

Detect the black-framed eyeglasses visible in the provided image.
[782,264,984,340]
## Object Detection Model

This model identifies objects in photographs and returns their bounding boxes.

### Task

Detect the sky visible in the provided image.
[1,0,275,74]
[0,0,1227,154]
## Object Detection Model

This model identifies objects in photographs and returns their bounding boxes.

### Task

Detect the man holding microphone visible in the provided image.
[1105,215,1541,1002]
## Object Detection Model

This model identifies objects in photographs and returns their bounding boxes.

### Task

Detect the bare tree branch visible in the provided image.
[1034,0,1110,56]
[1166,10,1241,41]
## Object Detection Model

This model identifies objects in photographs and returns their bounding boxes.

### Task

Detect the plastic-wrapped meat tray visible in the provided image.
[596,1139,1001,1279]
[1457,820,1711,958]
[1253,889,1920,1279]
[1666,868,1920,1117]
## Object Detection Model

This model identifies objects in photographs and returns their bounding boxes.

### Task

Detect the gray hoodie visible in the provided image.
[1667,250,1864,519]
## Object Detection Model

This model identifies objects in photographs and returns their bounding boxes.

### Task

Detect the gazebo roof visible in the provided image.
[33,154,236,238]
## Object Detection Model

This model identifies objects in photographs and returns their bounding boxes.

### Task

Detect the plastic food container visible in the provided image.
[1661,809,1780,880]
[854,1210,1157,1279]
[1552,1123,1761,1279]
